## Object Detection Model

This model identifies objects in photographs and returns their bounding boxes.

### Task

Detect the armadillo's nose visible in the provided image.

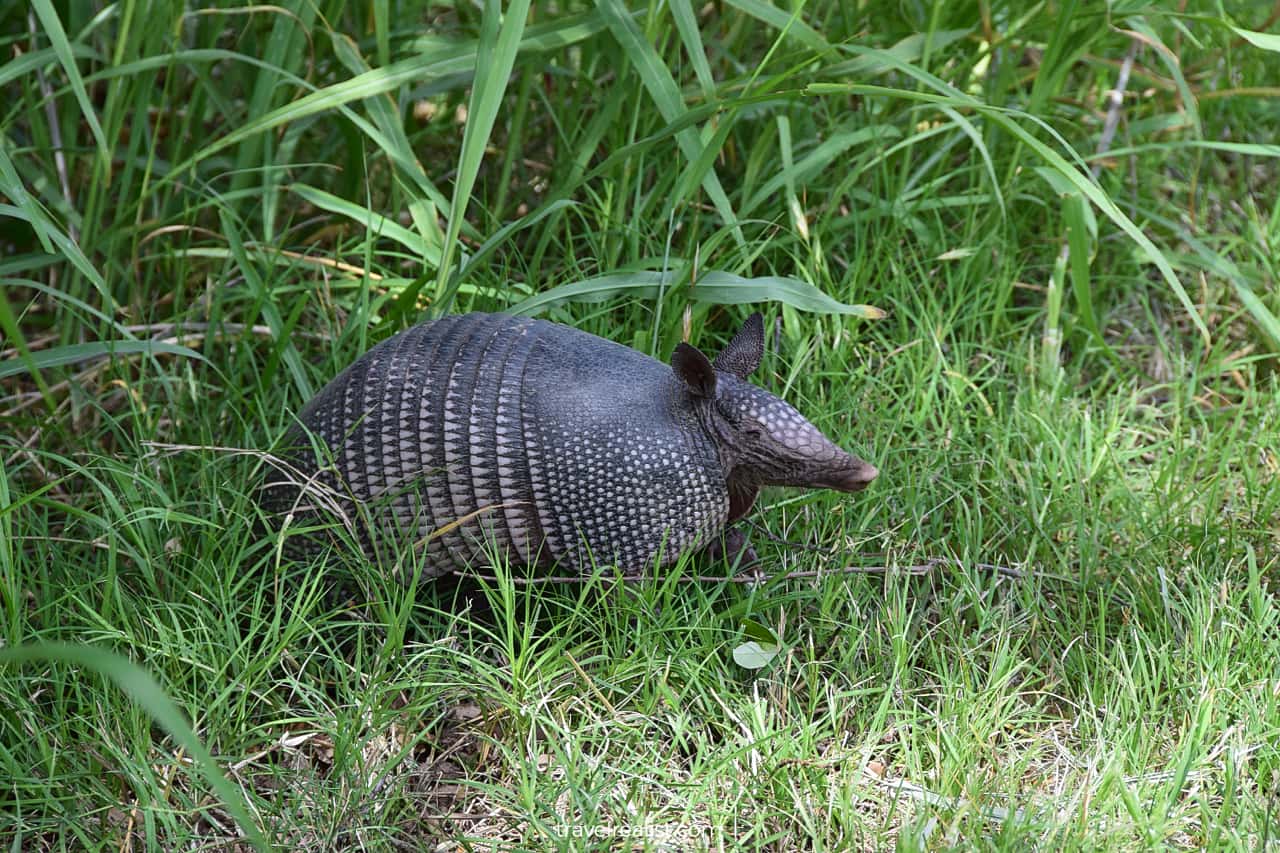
[831,460,878,492]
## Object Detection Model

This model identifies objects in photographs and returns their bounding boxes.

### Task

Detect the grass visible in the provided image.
[3,0,1280,849]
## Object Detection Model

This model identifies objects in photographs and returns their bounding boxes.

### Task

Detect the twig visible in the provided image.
[30,11,75,243]
[1044,37,1138,372]
[124,321,292,339]
[1057,37,1138,274]
[454,556,1029,587]
[1091,40,1138,180]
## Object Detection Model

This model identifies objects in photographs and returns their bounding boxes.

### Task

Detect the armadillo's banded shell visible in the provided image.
[260,313,729,575]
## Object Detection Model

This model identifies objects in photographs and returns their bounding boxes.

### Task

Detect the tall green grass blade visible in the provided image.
[290,183,442,266]
[1232,282,1280,354]
[0,202,107,302]
[328,31,452,249]
[230,3,316,228]
[154,13,605,211]
[1122,18,1201,138]
[0,643,268,852]
[823,29,971,78]
[723,0,829,52]
[0,144,55,255]
[0,340,207,381]
[433,0,532,308]
[373,0,391,66]
[405,8,608,56]
[596,0,744,247]
[776,114,808,243]
[669,0,716,101]
[220,208,312,399]
[1027,0,1088,117]
[1097,141,1280,159]
[1037,167,1100,341]
[671,106,741,212]
[458,198,578,285]
[0,44,93,88]
[1063,193,1098,341]
[692,271,884,316]
[492,67,538,221]
[741,125,902,218]
[1042,249,1065,382]
[0,285,55,410]
[75,38,446,219]
[939,105,1005,217]
[807,70,1210,345]
[29,0,108,161]
[1138,206,1280,353]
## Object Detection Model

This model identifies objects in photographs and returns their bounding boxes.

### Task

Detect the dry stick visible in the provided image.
[120,321,333,342]
[1092,40,1138,179]
[30,10,75,244]
[745,521,1029,578]
[1056,37,1138,275]
[454,557,1026,587]
[1044,39,1138,373]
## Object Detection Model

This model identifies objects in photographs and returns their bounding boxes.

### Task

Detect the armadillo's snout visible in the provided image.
[826,458,878,492]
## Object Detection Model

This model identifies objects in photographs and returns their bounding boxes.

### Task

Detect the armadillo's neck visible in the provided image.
[725,473,760,523]
[693,398,761,524]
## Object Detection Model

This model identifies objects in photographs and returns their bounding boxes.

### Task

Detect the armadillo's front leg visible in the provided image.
[701,526,759,570]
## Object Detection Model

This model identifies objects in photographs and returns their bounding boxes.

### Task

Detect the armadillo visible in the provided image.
[259,312,877,574]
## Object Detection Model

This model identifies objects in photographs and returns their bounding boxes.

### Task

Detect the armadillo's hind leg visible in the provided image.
[701,526,759,572]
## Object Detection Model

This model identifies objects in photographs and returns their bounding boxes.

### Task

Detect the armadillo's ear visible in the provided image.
[713,312,764,378]
[672,342,717,398]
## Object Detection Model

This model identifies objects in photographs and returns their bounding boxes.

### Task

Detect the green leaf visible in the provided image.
[741,617,780,646]
[0,643,268,851]
[692,271,886,317]
[1231,26,1280,53]
[733,641,780,670]
[0,44,92,88]
[1099,140,1280,159]
[1033,167,1098,242]
[1064,192,1099,340]
[507,270,885,318]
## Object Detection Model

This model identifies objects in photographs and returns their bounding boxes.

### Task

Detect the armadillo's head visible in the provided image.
[671,313,879,496]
